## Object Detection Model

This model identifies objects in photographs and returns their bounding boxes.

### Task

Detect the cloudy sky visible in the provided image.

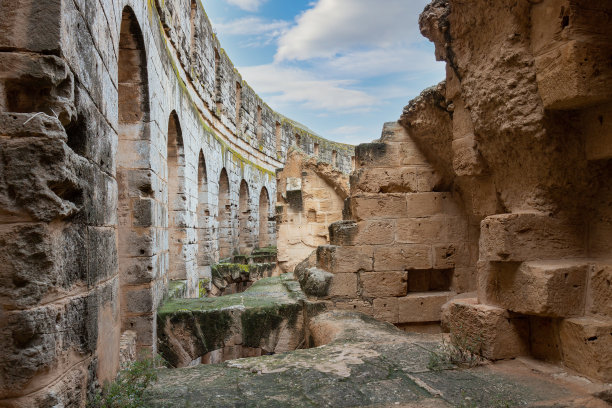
[205,0,445,145]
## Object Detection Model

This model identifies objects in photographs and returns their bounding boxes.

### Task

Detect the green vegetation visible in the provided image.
[88,355,165,408]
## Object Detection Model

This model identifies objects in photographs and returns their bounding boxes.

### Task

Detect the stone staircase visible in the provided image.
[299,122,476,331]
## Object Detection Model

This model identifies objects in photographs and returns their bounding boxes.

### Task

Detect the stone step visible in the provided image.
[398,291,455,324]
[479,260,589,318]
[441,297,529,360]
[349,165,440,195]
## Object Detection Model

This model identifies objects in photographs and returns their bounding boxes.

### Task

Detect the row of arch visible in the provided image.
[116,6,273,337]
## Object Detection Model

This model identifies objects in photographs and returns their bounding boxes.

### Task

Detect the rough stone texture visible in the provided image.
[304,121,474,329]
[0,0,351,405]
[441,298,530,360]
[410,0,612,382]
[276,149,351,274]
[145,309,611,407]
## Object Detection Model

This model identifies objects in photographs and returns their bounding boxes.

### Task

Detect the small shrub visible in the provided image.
[88,354,165,408]
[427,329,485,371]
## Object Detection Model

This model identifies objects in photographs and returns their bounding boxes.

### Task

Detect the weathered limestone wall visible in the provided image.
[0,0,352,406]
[414,0,612,382]
[301,122,477,332]
[298,0,611,382]
[276,148,351,274]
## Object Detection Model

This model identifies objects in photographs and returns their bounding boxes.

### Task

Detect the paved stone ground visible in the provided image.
[145,309,610,407]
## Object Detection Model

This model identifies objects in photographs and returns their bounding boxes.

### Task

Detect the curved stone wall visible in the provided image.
[0,0,354,405]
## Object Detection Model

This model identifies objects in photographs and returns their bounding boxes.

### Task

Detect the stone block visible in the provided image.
[328,273,358,298]
[373,297,399,324]
[0,0,62,53]
[316,245,373,273]
[373,244,432,271]
[587,263,612,317]
[350,193,408,221]
[398,291,453,323]
[350,167,417,194]
[480,213,585,262]
[559,317,612,382]
[361,271,408,298]
[495,261,588,317]
[355,142,401,169]
[396,215,468,245]
[535,40,612,110]
[328,221,358,246]
[354,220,396,245]
[432,243,470,269]
[441,298,529,360]
[405,192,461,217]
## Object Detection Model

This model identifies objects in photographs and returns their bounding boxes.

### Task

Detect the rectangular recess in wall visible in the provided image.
[235,81,242,127]
[214,49,222,113]
[314,142,319,156]
[275,122,282,155]
[256,106,262,143]
[332,150,338,167]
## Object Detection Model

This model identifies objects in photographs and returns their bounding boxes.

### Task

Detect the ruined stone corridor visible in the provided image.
[0,0,611,407]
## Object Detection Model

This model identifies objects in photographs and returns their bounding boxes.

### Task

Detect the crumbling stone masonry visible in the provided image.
[302,0,612,383]
[0,0,352,406]
[276,148,352,274]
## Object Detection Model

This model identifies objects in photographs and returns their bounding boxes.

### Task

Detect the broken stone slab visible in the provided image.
[441,298,529,360]
[157,275,306,368]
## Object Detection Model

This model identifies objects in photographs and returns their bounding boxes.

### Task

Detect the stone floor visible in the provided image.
[145,308,611,407]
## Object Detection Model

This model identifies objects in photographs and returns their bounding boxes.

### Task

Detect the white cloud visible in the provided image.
[238,64,374,113]
[329,125,364,135]
[275,0,430,61]
[213,17,290,36]
[225,0,267,12]
[322,46,443,78]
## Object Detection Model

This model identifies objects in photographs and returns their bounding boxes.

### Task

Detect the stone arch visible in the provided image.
[217,168,232,260]
[196,150,213,273]
[238,179,251,254]
[167,111,187,282]
[258,187,270,248]
[116,5,151,354]
[189,0,198,62]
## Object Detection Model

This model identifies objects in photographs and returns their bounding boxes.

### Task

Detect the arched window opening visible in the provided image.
[167,111,186,282]
[258,187,270,248]
[196,151,213,274]
[217,169,232,260]
[117,6,151,362]
[238,180,251,254]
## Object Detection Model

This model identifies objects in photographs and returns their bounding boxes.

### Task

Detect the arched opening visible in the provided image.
[196,151,213,274]
[167,111,186,282]
[217,168,232,260]
[238,180,251,254]
[117,6,151,362]
[275,121,282,155]
[189,0,198,63]
[258,187,270,248]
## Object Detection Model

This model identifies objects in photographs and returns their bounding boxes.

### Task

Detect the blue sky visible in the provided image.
[204,0,445,145]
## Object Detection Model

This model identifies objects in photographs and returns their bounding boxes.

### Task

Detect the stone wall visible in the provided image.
[415,0,612,382]
[0,0,352,405]
[276,148,351,274]
[300,121,477,332]
[299,0,611,382]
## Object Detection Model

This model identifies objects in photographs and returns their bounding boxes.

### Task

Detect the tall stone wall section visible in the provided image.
[0,0,352,406]
[415,0,611,382]
[300,0,611,382]
[276,148,350,274]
